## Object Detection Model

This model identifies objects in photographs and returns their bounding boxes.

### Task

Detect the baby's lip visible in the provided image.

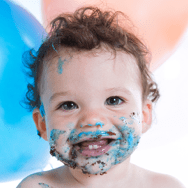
[72,136,117,145]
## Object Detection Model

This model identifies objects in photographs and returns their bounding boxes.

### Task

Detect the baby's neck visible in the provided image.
[68,158,134,188]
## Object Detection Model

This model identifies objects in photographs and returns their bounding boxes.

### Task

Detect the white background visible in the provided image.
[1,0,188,187]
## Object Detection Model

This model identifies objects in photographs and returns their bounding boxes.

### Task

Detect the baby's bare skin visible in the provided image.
[17,164,185,188]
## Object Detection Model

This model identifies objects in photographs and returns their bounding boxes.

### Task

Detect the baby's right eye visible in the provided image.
[58,101,78,111]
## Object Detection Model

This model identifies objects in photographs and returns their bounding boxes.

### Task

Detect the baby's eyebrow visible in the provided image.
[105,87,132,95]
[50,87,132,102]
[50,91,70,102]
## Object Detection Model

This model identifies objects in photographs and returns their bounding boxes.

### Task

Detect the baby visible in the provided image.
[17,6,185,188]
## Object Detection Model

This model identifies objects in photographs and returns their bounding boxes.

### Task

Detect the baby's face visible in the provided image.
[39,48,151,175]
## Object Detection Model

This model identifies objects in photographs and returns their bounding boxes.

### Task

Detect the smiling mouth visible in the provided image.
[74,138,115,157]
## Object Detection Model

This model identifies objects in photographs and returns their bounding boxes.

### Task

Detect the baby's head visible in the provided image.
[23,6,159,175]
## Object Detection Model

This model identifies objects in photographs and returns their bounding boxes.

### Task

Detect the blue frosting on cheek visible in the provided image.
[108,124,140,165]
[50,129,66,145]
[127,133,134,149]
[63,146,70,153]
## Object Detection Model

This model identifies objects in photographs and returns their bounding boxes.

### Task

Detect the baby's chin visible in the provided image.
[73,152,114,175]
[60,146,135,175]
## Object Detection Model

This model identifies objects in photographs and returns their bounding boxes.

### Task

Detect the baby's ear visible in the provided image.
[32,108,48,141]
[142,99,152,134]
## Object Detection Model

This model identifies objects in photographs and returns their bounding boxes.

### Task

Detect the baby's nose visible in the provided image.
[78,110,106,129]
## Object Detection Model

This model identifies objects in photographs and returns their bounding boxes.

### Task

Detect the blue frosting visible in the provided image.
[78,130,109,138]
[39,102,45,117]
[87,124,93,126]
[57,57,66,74]
[83,122,104,128]
[38,183,51,188]
[68,129,111,144]
[95,122,104,128]
[48,115,141,175]
[119,116,127,124]
[50,129,66,146]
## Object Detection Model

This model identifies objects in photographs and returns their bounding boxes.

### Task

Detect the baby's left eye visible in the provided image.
[106,96,124,106]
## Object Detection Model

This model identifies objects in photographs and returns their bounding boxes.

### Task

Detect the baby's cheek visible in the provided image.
[118,112,142,132]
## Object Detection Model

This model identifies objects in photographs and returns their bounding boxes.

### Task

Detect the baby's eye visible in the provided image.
[106,96,124,106]
[58,101,78,111]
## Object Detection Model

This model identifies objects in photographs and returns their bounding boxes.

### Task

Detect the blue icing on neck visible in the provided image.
[39,102,45,117]
[58,57,66,74]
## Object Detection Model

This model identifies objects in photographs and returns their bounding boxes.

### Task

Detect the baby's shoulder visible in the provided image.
[150,172,186,188]
[16,167,63,188]
[16,172,46,188]
[144,169,185,188]
[134,165,185,188]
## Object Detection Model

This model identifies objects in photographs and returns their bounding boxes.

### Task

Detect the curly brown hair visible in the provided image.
[22,6,160,111]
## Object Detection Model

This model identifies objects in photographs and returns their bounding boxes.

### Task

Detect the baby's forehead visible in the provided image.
[40,47,142,97]
[41,47,141,90]
[45,47,139,73]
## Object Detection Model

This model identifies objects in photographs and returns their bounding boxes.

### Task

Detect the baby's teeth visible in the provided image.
[89,145,93,149]
[88,145,101,149]
[93,145,98,149]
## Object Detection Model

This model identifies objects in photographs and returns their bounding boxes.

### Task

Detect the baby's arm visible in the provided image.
[16,172,54,188]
